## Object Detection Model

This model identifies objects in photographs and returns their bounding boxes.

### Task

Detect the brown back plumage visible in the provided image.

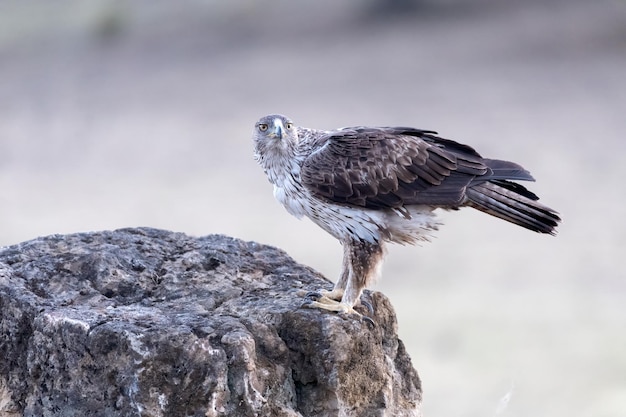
[300,126,560,234]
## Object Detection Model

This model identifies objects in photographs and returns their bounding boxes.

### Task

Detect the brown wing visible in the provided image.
[300,127,532,209]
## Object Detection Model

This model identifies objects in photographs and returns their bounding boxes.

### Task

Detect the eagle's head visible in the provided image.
[253,114,298,165]
[254,114,296,141]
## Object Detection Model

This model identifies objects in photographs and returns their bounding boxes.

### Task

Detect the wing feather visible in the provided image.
[300,127,492,209]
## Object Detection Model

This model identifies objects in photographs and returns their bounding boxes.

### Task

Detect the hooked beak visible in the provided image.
[271,120,284,139]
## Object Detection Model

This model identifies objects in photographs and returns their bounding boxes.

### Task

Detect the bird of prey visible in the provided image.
[253,114,560,316]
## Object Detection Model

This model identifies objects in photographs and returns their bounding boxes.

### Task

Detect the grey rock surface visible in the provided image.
[0,228,421,417]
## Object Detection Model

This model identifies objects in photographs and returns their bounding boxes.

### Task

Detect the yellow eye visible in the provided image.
[285,122,293,129]
[258,123,268,132]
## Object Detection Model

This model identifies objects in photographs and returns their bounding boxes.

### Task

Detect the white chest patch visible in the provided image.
[273,183,307,219]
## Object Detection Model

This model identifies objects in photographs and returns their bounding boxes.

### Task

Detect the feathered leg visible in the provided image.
[303,240,384,316]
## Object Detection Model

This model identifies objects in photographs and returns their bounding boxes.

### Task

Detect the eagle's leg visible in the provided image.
[341,240,384,307]
[303,240,384,316]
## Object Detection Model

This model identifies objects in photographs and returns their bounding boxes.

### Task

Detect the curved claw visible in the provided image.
[359,299,374,315]
[305,291,324,301]
[336,309,376,327]
[360,315,376,328]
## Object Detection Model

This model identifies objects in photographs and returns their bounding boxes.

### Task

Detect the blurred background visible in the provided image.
[1,0,625,415]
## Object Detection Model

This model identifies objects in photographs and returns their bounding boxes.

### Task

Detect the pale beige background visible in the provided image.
[1,1,625,416]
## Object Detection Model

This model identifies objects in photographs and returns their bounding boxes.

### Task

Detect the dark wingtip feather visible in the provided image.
[483,158,535,182]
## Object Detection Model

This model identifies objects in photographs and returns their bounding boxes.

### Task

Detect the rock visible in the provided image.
[0,227,421,417]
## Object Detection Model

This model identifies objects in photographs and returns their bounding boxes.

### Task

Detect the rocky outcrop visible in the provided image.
[0,228,421,417]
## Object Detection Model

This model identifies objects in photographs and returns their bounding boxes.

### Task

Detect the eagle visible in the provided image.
[253,114,560,316]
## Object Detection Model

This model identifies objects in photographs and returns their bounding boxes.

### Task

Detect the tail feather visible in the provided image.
[466,181,560,235]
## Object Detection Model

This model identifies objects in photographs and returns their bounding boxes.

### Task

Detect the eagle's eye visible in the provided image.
[258,123,268,132]
[285,122,293,130]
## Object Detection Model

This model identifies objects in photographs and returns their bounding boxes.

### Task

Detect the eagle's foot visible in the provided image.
[299,289,374,315]
[301,296,375,327]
